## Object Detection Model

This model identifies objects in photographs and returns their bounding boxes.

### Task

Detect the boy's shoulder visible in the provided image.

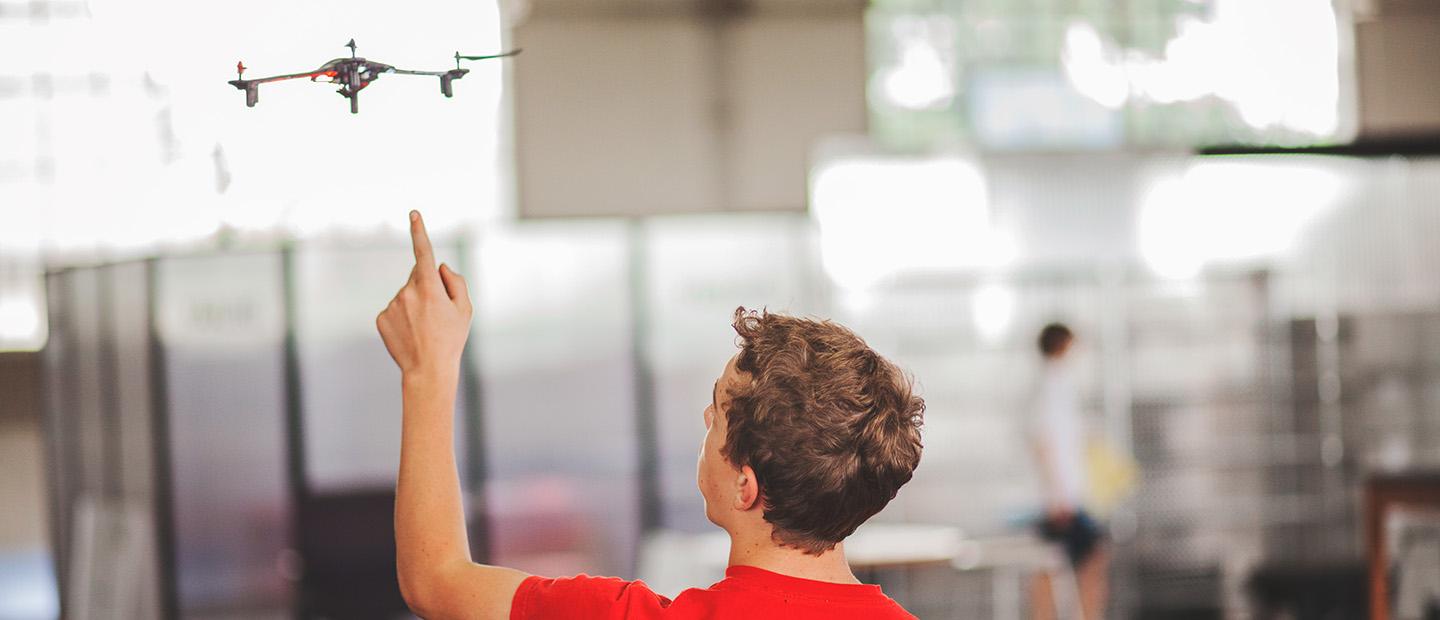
[511,567,915,620]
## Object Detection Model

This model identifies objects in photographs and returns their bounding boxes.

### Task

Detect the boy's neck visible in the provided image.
[725,528,860,585]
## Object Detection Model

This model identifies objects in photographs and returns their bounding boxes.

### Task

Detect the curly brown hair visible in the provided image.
[722,307,925,555]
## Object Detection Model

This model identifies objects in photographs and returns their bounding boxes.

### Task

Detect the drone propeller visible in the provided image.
[346,38,358,58]
[236,61,246,80]
[455,49,522,63]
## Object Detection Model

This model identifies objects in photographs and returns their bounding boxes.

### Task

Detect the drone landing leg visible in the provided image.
[350,94,359,114]
[246,86,259,107]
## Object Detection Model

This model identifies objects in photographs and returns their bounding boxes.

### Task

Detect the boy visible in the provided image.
[1027,323,1107,620]
[377,211,925,618]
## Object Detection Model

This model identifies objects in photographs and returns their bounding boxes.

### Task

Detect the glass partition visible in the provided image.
[155,253,292,616]
[61,269,107,502]
[471,221,640,577]
[293,244,467,493]
[39,270,80,611]
[105,262,156,502]
[641,214,826,533]
[102,261,162,615]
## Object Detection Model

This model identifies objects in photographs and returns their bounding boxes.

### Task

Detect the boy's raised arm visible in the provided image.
[377,210,529,619]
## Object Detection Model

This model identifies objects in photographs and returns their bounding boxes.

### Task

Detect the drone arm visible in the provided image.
[228,69,329,109]
[248,70,331,85]
[387,68,448,77]
[386,67,469,97]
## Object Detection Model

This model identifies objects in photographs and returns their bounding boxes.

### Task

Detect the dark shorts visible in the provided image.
[1037,510,1104,567]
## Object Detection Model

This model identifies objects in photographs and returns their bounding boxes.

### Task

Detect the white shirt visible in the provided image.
[1027,360,1087,509]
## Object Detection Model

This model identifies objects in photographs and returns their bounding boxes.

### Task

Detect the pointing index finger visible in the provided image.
[409,210,437,272]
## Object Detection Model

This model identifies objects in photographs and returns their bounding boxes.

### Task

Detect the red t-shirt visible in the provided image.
[510,565,915,619]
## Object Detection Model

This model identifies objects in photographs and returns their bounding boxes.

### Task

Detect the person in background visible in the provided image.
[1027,323,1108,620]
[376,210,926,619]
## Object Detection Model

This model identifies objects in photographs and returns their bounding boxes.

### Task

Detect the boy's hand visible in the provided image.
[376,210,473,379]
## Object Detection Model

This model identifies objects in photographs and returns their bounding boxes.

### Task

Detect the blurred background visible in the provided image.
[2,0,1440,618]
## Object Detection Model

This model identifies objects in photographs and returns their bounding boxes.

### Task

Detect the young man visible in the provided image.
[1026,323,1107,620]
[377,211,926,619]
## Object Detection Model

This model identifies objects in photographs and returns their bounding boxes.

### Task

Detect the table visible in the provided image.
[846,523,965,569]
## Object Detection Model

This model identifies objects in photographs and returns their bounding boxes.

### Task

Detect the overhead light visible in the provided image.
[1138,158,1349,279]
[972,281,1016,345]
[871,14,958,112]
[0,286,46,351]
[1061,22,1129,110]
[810,151,1007,290]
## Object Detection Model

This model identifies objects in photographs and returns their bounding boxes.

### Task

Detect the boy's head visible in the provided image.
[697,307,925,555]
[1038,322,1074,359]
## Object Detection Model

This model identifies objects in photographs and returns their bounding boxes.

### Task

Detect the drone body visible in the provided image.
[228,39,518,114]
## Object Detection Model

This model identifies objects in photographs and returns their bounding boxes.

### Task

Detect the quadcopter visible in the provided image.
[228,39,520,114]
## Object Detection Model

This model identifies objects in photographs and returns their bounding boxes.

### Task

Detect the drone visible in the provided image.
[228,39,520,114]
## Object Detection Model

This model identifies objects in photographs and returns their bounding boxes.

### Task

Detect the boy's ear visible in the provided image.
[734,464,760,511]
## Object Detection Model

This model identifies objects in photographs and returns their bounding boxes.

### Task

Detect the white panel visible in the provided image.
[1357,15,1440,135]
[730,15,866,211]
[514,18,719,216]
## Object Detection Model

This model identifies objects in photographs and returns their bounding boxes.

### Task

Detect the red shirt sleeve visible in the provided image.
[510,574,674,620]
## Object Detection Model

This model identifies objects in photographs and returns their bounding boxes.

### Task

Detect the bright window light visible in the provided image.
[7,0,509,260]
[810,151,1009,290]
[972,281,1016,345]
[0,550,58,620]
[1061,0,1341,137]
[0,298,41,343]
[1138,158,1349,279]
[871,14,958,111]
[2,0,513,351]
[0,271,47,351]
[1060,22,1129,110]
